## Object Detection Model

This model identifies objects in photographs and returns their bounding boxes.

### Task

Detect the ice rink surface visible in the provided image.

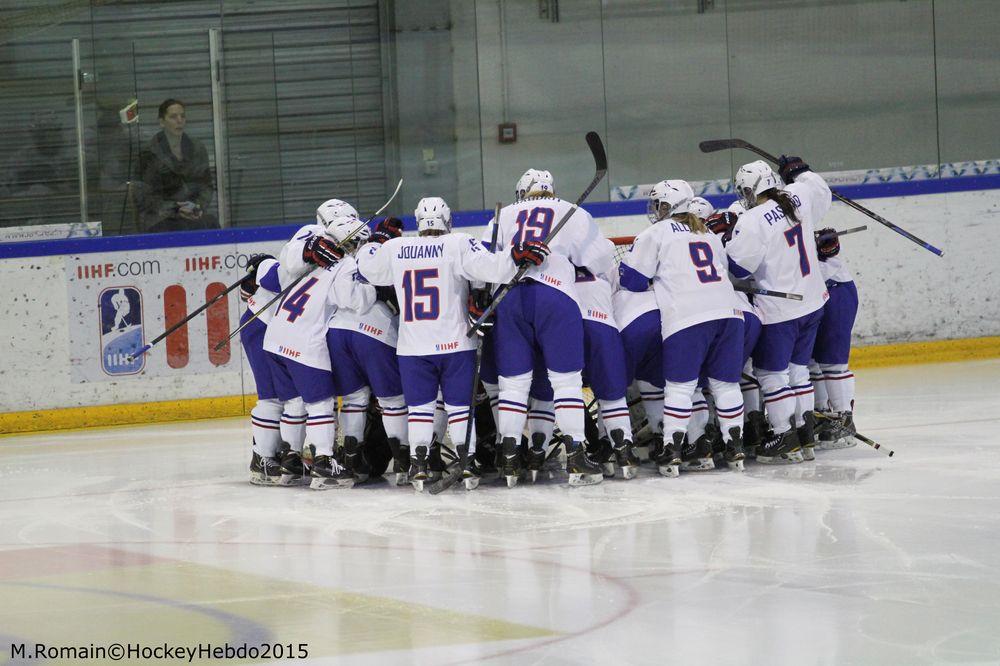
[2,359,999,665]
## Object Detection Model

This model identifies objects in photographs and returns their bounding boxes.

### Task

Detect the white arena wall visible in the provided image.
[0,186,997,418]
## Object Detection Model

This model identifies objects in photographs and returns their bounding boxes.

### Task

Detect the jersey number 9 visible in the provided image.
[513,207,554,245]
[401,268,440,321]
[688,242,722,284]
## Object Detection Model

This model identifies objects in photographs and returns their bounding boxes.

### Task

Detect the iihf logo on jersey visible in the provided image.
[99,287,145,376]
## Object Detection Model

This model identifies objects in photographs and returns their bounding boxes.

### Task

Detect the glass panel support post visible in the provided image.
[209,28,230,228]
[72,38,88,224]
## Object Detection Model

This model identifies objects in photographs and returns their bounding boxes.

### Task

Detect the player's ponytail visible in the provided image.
[674,212,708,234]
[763,189,800,225]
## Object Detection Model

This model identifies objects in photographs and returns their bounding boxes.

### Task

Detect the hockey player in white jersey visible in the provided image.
[327,216,410,483]
[619,179,745,477]
[485,169,612,486]
[358,196,540,490]
[262,200,372,489]
[240,253,307,485]
[725,157,832,463]
[809,227,859,449]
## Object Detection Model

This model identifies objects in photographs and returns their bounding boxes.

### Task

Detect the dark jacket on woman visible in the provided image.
[138,131,216,232]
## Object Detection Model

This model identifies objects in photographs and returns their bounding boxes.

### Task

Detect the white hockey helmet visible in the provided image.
[734,160,781,210]
[688,196,714,221]
[515,169,554,201]
[325,215,370,252]
[647,179,694,223]
[414,196,452,234]
[315,198,359,228]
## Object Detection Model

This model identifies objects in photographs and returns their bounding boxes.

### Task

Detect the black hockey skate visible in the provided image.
[564,437,603,486]
[456,443,481,491]
[428,442,447,482]
[587,435,616,477]
[744,411,768,459]
[656,432,683,477]
[797,412,817,461]
[408,445,430,491]
[343,436,371,483]
[278,446,309,486]
[682,428,716,471]
[610,429,639,480]
[818,411,858,450]
[723,426,745,471]
[309,454,355,490]
[756,418,803,464]
[387,437,410,486]
[708,422,727,469]
[524,432,548,483]
[500,437,523,488]
[249,450,282,486]
[646,432,665,464]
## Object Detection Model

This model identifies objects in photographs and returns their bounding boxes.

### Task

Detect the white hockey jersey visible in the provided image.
[725,171,832,324]
[622,221,742,340]
[263,226,371,370]
[357,233,517,356]
[819,255,853,284]
[575,268,618,328]
[484,196,614,306]
[328,242,399,348]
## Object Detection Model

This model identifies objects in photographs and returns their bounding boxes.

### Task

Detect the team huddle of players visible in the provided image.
[239,154,859,491]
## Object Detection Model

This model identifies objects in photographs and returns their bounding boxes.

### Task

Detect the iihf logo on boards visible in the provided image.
[99,286,145,375]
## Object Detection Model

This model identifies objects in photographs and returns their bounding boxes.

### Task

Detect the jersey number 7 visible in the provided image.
[401,269,439,321]
[784,223,811,276]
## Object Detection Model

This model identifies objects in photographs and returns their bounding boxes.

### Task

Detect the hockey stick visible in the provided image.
[733,282,803,301]
[832,225,867,237]
[457,202,503,486]
[813,411,895,457]
[699,138,944,257]
[466,131,608,337]
[214,179,403,351]
[128,274,247,361]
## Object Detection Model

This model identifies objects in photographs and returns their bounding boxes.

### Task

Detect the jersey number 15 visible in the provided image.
[401,269,440,321]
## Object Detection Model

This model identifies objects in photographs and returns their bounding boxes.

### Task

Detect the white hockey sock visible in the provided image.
[600,397,631,441]
[251,399,283,458]
[280,397,307,452]
[339,387,370,441]
[663,379,698,438]
[445,402,472,450]
[433,397,447,444]
[757,368,794,434]
[689,387,709,441]
[740,361,761,414]
[498,371,531,440]
[709,378,744,440]
[790,363,814,427]
[549,369,586,441]
[820,363,855,413]
[377,395,408,445]
[407,401,436,449]
[636,380,664,434]
[527,398,555,443]
[809,361,829,411]
[305,397,337,456]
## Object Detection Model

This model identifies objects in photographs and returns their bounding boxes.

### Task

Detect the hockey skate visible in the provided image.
[408,445,430,492]
[818,411,858,449]
[343,436,371,483]
[500,437,522,488]
[422,445,463,495]
[387,438,410,486]
[249,450,282,486]
[681,428,716,471]
[428,442,447,482]
[656,432,683,477]
[797,412,817,461]
[756,419,804,464]
[524,433,547,483]
[309,454,355,490]
[610,429,639,480]
[456,443,480,490]
[744,411,768,459]
[278,447,310,486]
[564,438,603,486]
[723,426,746,471]
[646,432,665,465]
[587,435,616,477]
